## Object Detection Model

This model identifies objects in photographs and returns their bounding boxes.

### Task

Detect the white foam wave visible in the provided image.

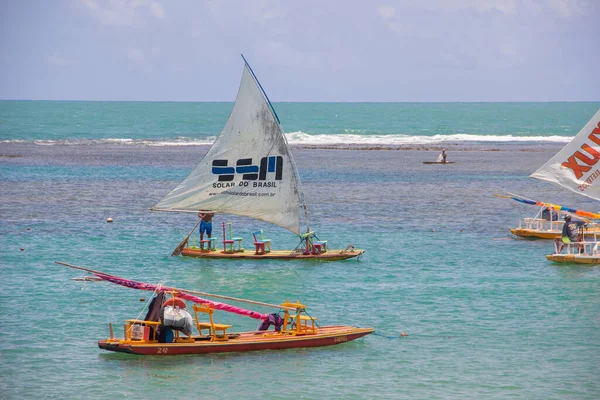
[284,131,572,145]
[0,137,217,146]
[0,132,572,146]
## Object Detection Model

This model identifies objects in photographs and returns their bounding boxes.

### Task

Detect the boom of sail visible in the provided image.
[151,58,305,235]
[530,109,600,201]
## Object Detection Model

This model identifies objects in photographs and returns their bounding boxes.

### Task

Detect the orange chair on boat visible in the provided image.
[280,299,318,335]
[192,304,232,341]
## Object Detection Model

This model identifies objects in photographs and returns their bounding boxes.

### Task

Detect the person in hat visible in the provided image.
[554,213,587,254]
[541,206,558,221]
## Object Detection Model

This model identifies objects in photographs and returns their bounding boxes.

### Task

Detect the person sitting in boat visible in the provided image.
[158,297,193,342]
[257,313,284,332]
[541,206,558,221]
[198,210,215,245]
[554,213,587,254]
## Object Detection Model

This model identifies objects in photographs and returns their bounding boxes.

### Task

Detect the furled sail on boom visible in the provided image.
[530,109,600,201]
[151,58,304,235]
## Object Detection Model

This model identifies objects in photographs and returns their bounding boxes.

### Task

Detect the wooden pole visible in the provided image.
[171,220,201,256]
[55,261,296,311]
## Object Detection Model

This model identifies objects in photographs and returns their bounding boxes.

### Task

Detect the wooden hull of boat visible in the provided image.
[511,228,600,240]
[510,228,561,239]
[98,326,374,356]
[545,254,600,264]
[181,248,365,260]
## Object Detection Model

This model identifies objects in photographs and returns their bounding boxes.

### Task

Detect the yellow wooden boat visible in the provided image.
[510,217,564,239]
[151,55,362,261]
[510,218,600,240]
[58,262,375,355]
[546,240,600,264]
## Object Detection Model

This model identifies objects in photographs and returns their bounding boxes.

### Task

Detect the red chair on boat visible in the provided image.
[222,222,243,252]
[300,231,327,254]
[252,230,271,254]
[199,237,216,251]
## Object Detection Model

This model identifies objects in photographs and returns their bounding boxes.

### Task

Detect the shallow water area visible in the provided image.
[1,139,599,399]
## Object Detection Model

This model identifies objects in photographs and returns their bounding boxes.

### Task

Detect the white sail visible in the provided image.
[530,109,600,201]
[152,63,302,235]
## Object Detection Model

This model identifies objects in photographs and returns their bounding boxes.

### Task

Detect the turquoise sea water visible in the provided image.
[2,101,600,144]
[1,101,600,399]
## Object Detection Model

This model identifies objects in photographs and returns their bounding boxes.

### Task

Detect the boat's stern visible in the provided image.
[98,339,135,354]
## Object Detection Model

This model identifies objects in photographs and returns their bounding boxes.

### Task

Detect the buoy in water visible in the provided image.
[106,217,113,223]
[401,332,407,337]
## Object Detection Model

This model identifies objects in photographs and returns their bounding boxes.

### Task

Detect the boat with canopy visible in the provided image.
[151,55,364,260]
[496,192,600,239]
[56,261,374,355]
[530,109,600,263]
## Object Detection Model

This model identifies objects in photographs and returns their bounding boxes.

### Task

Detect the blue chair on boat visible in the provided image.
[223,222,243,252]
[252,230,272,254]
[300,231,327,254]
[200,236,216,251]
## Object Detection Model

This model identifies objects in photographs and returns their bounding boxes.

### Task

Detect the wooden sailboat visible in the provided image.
[151,55,364,260]
[530,109,600,263]
[57,262,374,355]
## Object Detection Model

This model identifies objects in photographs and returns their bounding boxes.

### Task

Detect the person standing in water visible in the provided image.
[198,210,215,247]
[441,149,447,163]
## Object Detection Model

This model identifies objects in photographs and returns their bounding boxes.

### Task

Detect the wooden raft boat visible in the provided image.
[57,262,375,356]
[181,246,364,261]
[151,55,363,261]
[99,325,374,356]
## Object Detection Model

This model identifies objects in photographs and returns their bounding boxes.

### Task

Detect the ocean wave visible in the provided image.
[0,137,217,146]
[284,132,572,145]
[0,132,572,146]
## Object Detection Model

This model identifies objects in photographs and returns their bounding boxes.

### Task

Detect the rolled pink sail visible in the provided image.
[94,273,268,320]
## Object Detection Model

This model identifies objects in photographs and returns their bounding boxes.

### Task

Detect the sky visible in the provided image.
[1,0,599,102]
